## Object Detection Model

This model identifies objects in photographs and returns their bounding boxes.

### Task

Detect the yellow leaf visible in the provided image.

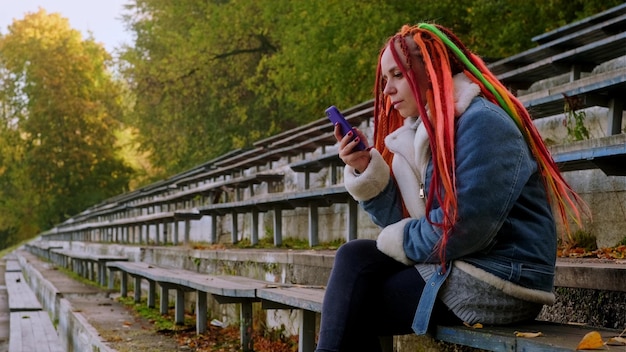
[576,331,605,350]
[463,322,483,329]
[515,331,544,338]
[606,336,626,346]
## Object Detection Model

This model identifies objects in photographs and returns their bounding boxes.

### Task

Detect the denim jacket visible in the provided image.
[344,85,556,334]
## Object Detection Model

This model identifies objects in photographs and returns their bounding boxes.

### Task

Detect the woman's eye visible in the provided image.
[393,71,403,78]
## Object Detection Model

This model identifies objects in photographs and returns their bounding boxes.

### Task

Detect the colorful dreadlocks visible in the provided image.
[373,24,587,262]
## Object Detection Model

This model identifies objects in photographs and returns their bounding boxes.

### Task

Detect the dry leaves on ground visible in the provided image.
[576,328,626,350]
[559,245,626,259]
[514,331,544,338]
[576,331,605,350]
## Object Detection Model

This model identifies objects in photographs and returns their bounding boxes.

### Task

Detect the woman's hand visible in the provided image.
[334,124,372,173]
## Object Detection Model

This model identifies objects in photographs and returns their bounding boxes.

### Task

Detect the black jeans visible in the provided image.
[315,239,459,352]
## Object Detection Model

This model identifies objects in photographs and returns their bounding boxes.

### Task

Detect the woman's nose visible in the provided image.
[383,82,395,95]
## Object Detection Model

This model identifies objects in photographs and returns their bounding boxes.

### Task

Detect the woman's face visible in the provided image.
[380,40,427,118]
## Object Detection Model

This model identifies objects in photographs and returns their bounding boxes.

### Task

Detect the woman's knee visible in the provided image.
[335,239,378,265]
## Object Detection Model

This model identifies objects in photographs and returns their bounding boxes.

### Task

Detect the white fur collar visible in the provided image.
[384,73,481,218]
[452,73,481,117]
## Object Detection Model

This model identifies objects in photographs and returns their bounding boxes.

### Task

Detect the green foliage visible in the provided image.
[235,236,345,250]
[118,296,185,331]
[571,230,598,251]
[0,9,133,243]
[119,0,624,178]
[563,94,590,141]
[1,1,623,243]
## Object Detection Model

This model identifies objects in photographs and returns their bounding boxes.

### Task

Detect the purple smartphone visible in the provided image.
[325,106,367,151]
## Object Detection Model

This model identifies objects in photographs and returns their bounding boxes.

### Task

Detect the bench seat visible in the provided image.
[9,311,62,352]
[550,134,626,176]
[198,185,357,245]
[5,260,22,273]
[532,3,626,45]
[5,272,42,312]
[253,102,373,149]
[518,67,626,120]
[253,281,626,352]
[496,32,626,89]
[434,321,625,352]
[489,11,626,77]
[49,249,127,286]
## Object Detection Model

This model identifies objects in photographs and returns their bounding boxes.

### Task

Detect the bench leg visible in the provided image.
[210,214,217,244]
[347,200,358,241]
[273,207,283,246]
[107,268,116,290]
[299,310,316,352]
[175,289,184,325]
[184,219,191,245]
[196,291,207,334]
[231,211,238,244]
[608,97,623,135]
[251,209,259,246]
[308,205,319,247]
[173,220,179,245]
[160,285,169,315]
[99,262,106,286]
[134,276,142,303]
[241,301,253,352]
[120,271,128,297]
[148,280,156,308]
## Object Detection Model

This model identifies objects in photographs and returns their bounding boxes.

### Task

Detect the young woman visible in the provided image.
[315,24,585,352]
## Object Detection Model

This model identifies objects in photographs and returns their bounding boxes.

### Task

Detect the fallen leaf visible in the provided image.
[606,336,626,346]
[463,322,483,329]
[576,331,605,350]
[515,331,544,338]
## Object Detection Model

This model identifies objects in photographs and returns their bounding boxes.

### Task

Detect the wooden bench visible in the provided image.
[23,242,64,261]
[5,259,22,273]
[198,185,358,246]
[550,133,626,176]
[256,285,326,352]
[5,272,42,312]
[254,278,626,352]
[252,101,373,151]
[290,152,342,190]
[9,311,63,352]
[488,5,626,89]
[106,261,273,352]
[48,249,127,286]
[5,268,63,351]
[531,3,626,46]
[518,67,626,132]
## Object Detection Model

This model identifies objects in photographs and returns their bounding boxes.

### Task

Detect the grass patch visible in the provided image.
[118,296,194,331]
[55,265,104,288]
[234,236,345,250]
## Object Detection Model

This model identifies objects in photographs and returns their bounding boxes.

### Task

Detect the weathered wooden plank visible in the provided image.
[5,272,42,312]
[257,286,324,312]
[5,260,21,273]
[9,311,62,352]
[434,321,625,352]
